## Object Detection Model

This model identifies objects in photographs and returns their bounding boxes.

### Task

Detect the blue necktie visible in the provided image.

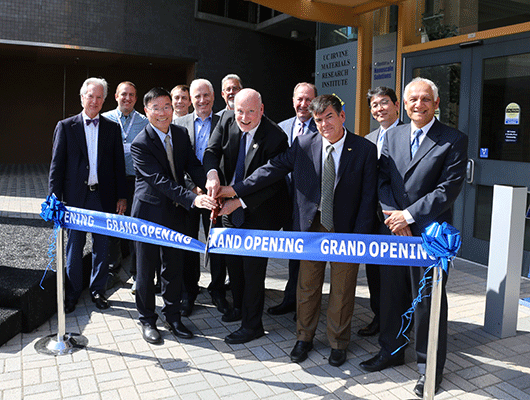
[232,132,247,227]
[411,128,422,158]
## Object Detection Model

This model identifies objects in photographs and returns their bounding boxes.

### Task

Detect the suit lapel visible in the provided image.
[406,119,441,173]
[311,133,323,180]
[146,124,170,171]
[245,122,264,173]
[72,113,88,161]
[228,120,241,179]
[336,131,354,184]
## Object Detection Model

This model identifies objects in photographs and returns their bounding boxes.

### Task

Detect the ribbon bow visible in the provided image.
[39,194,67,289]
[40,194,67,228]
[392,221,461,355]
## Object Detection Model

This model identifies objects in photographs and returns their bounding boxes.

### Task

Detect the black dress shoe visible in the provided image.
[211,294,230,315]
[91,293,110,310]
[64,300,77,314]
[222,307,242,322]
[329,348,348,367]
[357,320,380,337]
[180,299,194,317]
[267,300,296,315]
[167,320,194,339]
[290,340,313,363]
[413,374,442,397]
[225,327,264,344]
[142,324,162,344]
[359,352,405,372]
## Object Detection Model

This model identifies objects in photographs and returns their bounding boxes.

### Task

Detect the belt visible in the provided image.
[88,184,99,191]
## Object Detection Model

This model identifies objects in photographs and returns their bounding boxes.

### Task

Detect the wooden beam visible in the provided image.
[251,0,360,26]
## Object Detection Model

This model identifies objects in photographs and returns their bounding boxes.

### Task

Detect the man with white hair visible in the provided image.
[48,77,127,314]
[173,78,227,318]
[360,77,468,397]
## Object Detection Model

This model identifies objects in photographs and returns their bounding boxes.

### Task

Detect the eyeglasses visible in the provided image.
[146,105,172,113]
[370,99,391,110]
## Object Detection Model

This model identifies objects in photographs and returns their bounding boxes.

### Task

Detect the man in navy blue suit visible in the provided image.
[217,94,378,366]
[131,87,217,344]
[360,78,468,397]
[48,77,127,314]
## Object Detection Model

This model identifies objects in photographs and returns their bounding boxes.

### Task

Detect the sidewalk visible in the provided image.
[2,164,530,399]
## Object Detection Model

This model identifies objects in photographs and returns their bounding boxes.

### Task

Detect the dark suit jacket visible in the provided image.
[366,120,403,231]
[48,113,126,213]
[278,116,318,146]
[203,111,289,230]
[233,129,378,235]
[378,118,468,235]
[130,124,206,226]
[365,120,404,146]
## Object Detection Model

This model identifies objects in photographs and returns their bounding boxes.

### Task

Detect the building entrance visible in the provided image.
[403,32,530,276]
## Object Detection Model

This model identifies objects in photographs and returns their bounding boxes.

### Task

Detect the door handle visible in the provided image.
[466,159,475,184]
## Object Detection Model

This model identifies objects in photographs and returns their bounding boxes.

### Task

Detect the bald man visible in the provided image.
[204,88,289,344]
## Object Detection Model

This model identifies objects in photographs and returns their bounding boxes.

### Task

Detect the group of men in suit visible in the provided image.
[48,74,467,397]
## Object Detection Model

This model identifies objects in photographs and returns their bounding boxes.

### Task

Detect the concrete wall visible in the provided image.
[0,0,315,163]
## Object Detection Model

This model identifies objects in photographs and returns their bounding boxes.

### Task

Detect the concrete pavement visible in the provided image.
[1,163,530,399]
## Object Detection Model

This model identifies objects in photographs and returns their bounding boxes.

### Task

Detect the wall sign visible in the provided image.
[316,41,357,133]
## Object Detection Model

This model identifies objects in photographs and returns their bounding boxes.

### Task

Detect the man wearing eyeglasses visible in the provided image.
[216,74,243,118]
[131,87,217,344]
[358,86,402,338]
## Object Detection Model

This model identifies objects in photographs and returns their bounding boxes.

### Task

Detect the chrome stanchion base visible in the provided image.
[35,333,88,356]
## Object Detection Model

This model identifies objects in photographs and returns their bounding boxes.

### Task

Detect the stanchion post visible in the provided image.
[56,227,66,339]
[484,185,526,338]
[35,227,88,356]
[424,265,442,400]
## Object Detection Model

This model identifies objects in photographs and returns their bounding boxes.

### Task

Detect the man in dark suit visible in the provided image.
[359,86,402,337]
[269,82,319,317]
[173,78,228,317]
[204,88,289,345]
[48,77,127,314]
[131,87,217,344]
[359,78,468,397]
[218,94,378,366]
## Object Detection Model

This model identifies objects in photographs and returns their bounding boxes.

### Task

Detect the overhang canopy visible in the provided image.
[251,0,402,26]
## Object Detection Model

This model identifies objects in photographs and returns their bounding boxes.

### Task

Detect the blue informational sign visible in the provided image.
[480,148,489,158]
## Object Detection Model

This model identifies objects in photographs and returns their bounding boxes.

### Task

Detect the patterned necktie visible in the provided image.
[321,144,335,231]
[411,128,422,158]
[86,118,99,126]
[295,122,305,139]
[232,132,247,227]
[164,134,177,180]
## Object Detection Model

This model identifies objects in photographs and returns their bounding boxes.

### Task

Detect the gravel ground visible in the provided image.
[0,217,54,271]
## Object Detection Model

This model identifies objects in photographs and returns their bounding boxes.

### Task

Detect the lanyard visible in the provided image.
[116,110,136,141]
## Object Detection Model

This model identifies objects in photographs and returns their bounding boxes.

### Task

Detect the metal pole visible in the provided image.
[56,227,66,340]
[35,227,88,356]
[424,265,442,400]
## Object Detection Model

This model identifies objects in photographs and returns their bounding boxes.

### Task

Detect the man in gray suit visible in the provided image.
[269,82,318,316]
[359,86,401,337]
[278,83,318,146]
[360,78,468,398]
[173,78,228,317]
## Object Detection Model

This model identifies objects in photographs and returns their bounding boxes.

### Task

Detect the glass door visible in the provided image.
[403,32,530,276]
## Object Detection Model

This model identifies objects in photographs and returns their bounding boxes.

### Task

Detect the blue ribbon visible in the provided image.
[391,221,461,355]
[39,194,68,289]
